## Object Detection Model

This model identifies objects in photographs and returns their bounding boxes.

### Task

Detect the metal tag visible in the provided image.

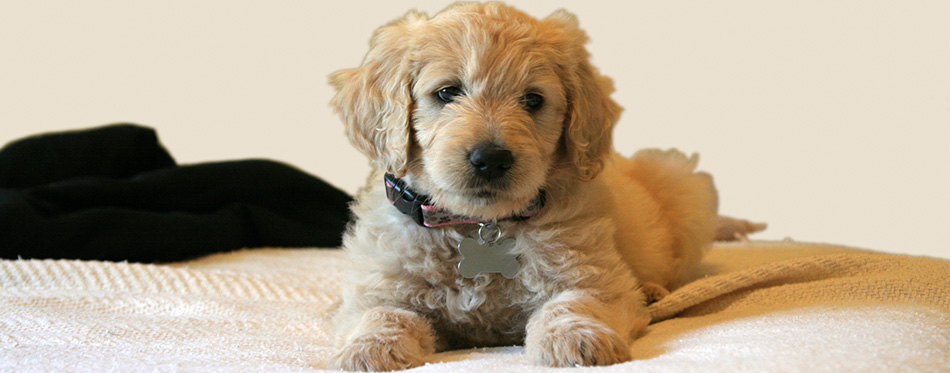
[456,223,520,279]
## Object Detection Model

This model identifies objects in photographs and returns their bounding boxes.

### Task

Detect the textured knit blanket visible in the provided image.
[1,241,948,372]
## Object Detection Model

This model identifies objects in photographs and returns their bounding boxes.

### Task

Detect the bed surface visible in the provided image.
[1,241,947,372]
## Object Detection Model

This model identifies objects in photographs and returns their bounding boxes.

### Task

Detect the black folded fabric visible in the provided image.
[0,124,177,189]
[0,124,352,262]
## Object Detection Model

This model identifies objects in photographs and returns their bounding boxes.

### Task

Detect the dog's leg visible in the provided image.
[328,306,436,371]
[524,289,650,367]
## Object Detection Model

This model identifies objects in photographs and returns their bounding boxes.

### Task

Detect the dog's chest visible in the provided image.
[408,235,543,347]
[428,274,536,347]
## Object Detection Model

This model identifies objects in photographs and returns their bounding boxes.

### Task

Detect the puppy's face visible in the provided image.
[407,10,569,217]
[332,4,621,219]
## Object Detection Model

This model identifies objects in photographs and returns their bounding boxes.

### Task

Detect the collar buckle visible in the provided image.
[384,173,427,226]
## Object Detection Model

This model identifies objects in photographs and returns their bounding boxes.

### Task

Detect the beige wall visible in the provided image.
[2,1,947,258]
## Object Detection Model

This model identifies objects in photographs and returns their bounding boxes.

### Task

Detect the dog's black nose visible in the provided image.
[469,143,514,181]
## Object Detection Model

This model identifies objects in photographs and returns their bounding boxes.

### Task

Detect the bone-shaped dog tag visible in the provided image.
[457,224,520,279]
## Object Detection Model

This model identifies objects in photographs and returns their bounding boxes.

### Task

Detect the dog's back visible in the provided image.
[603,150,719,289]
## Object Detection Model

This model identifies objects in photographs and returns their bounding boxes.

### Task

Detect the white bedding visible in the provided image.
[1,241,947,372]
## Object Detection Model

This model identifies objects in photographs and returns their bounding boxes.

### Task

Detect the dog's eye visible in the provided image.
[521,93,544,112]
[435,86,464,104]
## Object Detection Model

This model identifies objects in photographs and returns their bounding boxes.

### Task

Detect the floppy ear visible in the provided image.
[330,11,427,177]
[545,10,622,180]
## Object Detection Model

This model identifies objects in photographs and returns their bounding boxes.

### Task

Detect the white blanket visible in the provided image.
[1,241,948,372]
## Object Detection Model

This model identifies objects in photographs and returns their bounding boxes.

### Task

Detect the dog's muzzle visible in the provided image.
[468,142,513,182]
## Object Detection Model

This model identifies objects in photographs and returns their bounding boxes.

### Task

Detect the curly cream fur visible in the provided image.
[328,2,757,370]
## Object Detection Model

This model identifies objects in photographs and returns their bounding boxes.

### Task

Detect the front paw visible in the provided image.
[525,318,631,367]
[329,335,426,372]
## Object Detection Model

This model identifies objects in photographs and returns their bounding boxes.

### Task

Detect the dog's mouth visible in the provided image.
[471,190,496,199]
[456,185,540,211]
[418,149,546,218]
[420,177,543,220]
[456,173,510,201]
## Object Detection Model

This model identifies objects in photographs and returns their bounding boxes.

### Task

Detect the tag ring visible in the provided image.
[477,222,503,244]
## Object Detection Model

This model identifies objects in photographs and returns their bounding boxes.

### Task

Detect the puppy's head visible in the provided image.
[332,3,620,219]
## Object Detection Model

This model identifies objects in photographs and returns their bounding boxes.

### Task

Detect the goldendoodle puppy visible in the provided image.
[328,2,762,370]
